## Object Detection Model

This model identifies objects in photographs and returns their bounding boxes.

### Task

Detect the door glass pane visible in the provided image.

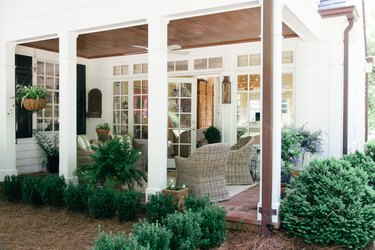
[168,99,179,112]
[180,99,191,112]
[237,75,248,91]
[181,83,191,97]
[250,74,261,91]
[180,114,191,128]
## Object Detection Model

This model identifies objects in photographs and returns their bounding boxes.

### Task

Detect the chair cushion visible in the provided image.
[77,135,91,151]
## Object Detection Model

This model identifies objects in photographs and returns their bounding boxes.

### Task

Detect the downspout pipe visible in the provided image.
[343,17,354,155]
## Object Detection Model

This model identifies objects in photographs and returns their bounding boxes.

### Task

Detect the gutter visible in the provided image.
[319,5,357,155]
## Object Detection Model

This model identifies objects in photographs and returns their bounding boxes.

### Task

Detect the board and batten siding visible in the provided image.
[16,138,45,174]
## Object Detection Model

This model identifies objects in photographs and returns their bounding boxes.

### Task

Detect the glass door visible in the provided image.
[167,78,197,168]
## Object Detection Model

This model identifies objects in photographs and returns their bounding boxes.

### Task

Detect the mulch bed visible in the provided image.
[0,199,373,250]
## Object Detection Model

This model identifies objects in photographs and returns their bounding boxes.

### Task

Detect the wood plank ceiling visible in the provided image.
[22,7,298,59]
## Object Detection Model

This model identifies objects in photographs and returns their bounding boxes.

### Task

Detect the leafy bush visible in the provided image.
[131,220,171,250]
[64,183,91,212]
[115,191,141,222]
[198,205,227,249]
[203,126,221,144]
[92,228,150,250]
[88,188,116,219]
[21,176,44,205]
[280,158,375,249]
[184,194,212,212]
[146,193,177,222]
[40,175,66,207]
[343,151,375,187]
[365,140,375,162]
[163,210,202,250]
[2,175,23,202]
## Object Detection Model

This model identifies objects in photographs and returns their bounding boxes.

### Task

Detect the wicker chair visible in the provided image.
[226,136,254,185]
[175,143,230,202]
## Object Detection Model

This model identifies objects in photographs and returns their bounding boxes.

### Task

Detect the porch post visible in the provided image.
[146,15,169,198]
[59,32,78,180]
[0,41,17,180]
[258,0,283,236]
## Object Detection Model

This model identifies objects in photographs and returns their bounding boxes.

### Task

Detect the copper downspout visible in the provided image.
[343,17,354,155]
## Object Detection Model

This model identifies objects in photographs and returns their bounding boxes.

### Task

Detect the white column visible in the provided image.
[59,32,78,181]
[146,15,169,198]
[0,41,17,180]
[257,0,283,224]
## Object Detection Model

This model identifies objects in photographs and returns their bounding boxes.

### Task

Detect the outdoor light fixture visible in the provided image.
[222,76,231,104]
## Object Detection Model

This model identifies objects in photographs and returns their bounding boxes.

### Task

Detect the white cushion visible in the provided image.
[77,135,91,151]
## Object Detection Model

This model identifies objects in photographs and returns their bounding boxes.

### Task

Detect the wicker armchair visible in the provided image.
[226,136,254,185]
[175,143,230,202]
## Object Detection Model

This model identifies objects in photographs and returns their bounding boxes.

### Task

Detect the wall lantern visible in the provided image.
[222,76,231,104]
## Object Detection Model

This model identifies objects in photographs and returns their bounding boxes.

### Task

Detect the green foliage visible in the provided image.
[146,193,178,222]
[198,205,227,249]
[64,183,91,212]
[85,137,146,190]
[163,210,202,250]
[343,151,375,187]
[131,220,171,250]
[280,158,375,249]
[40,175,66,207]
[92,228,150,250]
[88,188,116,219]
[2,175,23,202]
[115,191,141,222]
[21,175,44,205]
[203,126,221,144]
[365,140,375,162]
[16,84,48,105]
[184,194,212,212]
[33,130,59,157]
[96,123,111,131]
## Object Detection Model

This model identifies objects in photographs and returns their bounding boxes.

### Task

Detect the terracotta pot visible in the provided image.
[292,170,300,176]
[162,188,189,210]
[96,129,110,141]
[22,98,47,111]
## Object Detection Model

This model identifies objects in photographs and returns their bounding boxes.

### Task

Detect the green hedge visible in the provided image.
[131,220,171,250]
[2,175,23,202]
[88,188,116,219]
[21,175,44,206]
[64,183,91,212]
[146,193,178,222]
[115,191,141,222]
[40,175,66,207]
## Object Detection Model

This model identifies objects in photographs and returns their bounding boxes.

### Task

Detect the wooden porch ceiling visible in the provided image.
[21,7,298,59]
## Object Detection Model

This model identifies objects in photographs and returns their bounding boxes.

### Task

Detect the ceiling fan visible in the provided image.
[132,44,189,55]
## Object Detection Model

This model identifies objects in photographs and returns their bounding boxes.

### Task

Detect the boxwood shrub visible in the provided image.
[364,140,375,162]
[184,194,212,212]
[2,175,23,202]
[198,205,227,249]
[115,190,141,222]
[21,175,44,205]
[131,220,171,250]
[64,183,91,212]
[343,151,375,187]
[280,158,375,249]
[146,193,177,222]
[40,175,66,207]
[92,228,150,250]
[88,188,115,219]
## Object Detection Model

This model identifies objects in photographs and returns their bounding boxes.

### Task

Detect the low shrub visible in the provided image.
[343,151,375,187]
[88,188,115,219]
[163,210,202,250]
[40,175,66,207]
[364,140,375,162]
[280,158,375,249]
[146,193,177,222]
[2,175,23,202]
[184,194,212,212]
[21,175,43,205]
[198,205,227,249]
[64,183,91,212]
[92,228,150,250]
[115,191,141,222]
[131,220,171,250]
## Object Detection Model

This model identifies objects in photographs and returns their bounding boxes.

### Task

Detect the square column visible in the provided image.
[59,32,78,180]
[258,0,283,234]
[0,41,17,180]
[146,16,169,198]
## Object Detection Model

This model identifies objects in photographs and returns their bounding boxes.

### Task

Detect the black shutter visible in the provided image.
[15,54,32,138]
[76,64,86,135]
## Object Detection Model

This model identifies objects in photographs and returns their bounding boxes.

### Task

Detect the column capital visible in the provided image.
[58,31,79,40]
[146,15,170,26]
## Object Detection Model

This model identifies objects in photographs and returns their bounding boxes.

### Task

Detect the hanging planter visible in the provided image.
[16,84,48,112]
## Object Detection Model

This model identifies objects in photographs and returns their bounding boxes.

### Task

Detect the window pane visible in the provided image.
[113,66,121,75]
[121,81,128,95]
[237,55,248,67]
[142,80,148,94]
[180,83,191,97]
[249,54,261,66]
[168,61,174,72]
[282,51,294,64]
[46,63,54,76]
[194,58,207,70]
[237,75,248,91]
[133,64,142,74]
[121,65,128,75]
[168,83,179,97]
[176,60,188,71]
[208,57,222,69]
[249,74,261,91]
[134,81,141,94]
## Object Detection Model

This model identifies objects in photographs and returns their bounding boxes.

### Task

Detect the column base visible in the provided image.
[64,176,78,185]
[0,169,18,181]
[257,201,280,223]
[146,187,163,202]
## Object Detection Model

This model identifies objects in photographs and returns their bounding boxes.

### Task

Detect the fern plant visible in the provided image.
[16,84,48,106]
[33,130,59,157]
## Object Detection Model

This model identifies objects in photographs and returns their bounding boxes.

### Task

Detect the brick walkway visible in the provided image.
[219,184,260,232]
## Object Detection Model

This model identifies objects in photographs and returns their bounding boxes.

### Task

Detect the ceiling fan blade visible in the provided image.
[168,44,182,50]
[168,50,189,55]
[132,45,148,50]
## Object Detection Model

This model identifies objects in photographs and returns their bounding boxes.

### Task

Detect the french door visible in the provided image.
[167,78,197,168]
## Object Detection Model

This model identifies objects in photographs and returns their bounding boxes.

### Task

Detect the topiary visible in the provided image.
[203,126,221,144]
[115,191,141,222]
[88,188,116,219]
[343,151,375,187]
[198,205,227,249]
[21,175,44,206]
[131,220,171,250]
[40,175,66,207]
[64,183,91,213]
[163,210,202,250]
[280,158,375,249]
[146,193,178,222]
[2,175,23,202]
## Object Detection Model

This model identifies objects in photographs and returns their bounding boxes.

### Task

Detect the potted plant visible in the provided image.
[203,126,221,144]
[33,130,59,173]
[16,84,48,111]
[162,179,189,210]
[96,122,110,141]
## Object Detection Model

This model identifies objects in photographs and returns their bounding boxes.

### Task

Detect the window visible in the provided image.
[113,64,129,75]
[133,63,148,74]
[133,80,148,139]
[36,61,59,132]
[113,81,129,135]
[194,57,223,70]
